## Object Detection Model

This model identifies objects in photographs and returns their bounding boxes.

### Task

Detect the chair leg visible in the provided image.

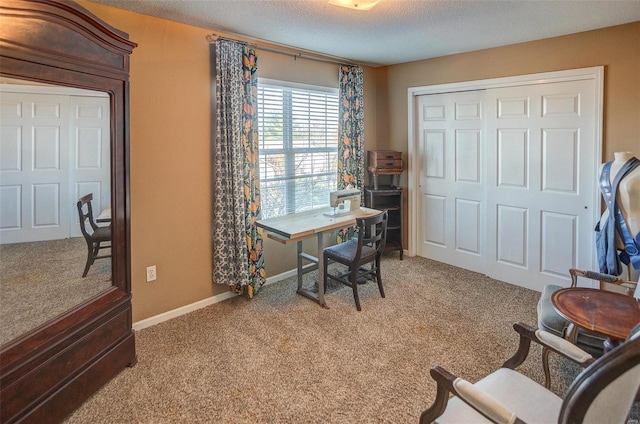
[93,242,101,259]
[375,256,385,298]
[350,267,361,311]
[82,243,93,278]
[542,347,552,389]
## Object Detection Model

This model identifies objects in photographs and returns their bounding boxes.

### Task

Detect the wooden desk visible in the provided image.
[256,206,381,308]
[551,287,640,348]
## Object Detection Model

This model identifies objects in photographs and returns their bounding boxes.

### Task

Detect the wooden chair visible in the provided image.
[537,268,637,387]
[323,211,388,311]
[77,193,111,277]
[420,321,640,424]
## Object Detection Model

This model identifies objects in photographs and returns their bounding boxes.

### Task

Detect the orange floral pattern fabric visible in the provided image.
[213,39,265,296]
[337,65,364,242]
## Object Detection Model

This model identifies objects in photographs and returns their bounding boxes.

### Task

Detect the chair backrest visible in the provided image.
[559,323,640,423]
[354,211,388,259]
[77,193,98,237]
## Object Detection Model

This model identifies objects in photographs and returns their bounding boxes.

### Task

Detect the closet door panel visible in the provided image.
[418,91,486,273]
[486,79,596,290]
[415,76,597,292]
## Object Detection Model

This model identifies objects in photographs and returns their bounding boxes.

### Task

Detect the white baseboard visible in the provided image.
[132,267,298,331]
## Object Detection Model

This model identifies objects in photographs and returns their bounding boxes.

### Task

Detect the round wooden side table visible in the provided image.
[551,287,640,350]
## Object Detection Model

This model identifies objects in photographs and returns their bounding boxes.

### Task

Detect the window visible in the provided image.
[258,79,339,219]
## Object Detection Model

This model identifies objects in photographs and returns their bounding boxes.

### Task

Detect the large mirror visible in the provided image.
[0,1,136,422]
[1,77,113,345]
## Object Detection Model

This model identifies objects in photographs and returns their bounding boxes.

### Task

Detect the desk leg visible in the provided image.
[297,241,303,291]
[316,232,326,307]
[294,236,329,309]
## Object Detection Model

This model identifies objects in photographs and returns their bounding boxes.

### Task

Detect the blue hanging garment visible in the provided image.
[595,157,640,275]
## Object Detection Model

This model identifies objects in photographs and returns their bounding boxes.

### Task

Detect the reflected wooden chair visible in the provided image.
[420,321,640,424]
[323,211,388,311]
[537,268,637,387]
[77,193,111,277]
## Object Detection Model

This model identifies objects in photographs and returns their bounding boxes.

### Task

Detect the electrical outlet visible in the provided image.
[146,265,157,282]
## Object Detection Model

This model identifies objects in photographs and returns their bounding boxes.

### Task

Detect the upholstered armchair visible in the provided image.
[537,268,637,387]
[420,321,640,424]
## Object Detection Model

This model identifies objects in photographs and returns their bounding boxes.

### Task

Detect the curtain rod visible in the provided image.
[206,33,357,67]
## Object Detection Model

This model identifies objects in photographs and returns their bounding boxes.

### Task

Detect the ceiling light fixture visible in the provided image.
[328,0,382,11]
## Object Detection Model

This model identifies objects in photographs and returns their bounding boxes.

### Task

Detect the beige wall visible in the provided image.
[79,1,377,321]
[80,0,638,322]
[380,22,640,158]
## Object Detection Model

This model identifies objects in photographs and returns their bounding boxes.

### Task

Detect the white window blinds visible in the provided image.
[258,80,339,219]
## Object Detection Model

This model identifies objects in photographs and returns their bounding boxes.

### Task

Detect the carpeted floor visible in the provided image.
[0,237,112,345]
[65,256,638,423]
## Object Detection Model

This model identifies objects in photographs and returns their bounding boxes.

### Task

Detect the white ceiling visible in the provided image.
[88,0,640,66]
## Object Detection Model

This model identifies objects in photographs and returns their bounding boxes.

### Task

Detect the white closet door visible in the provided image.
[485,80,596,291]
[418,91,486,273]
[0,93,70,243]
[416,78,597,291]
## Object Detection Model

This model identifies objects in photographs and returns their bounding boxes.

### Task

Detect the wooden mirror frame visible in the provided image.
[0,1,136,422]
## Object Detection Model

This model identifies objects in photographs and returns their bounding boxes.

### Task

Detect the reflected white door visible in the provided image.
[417,79,597,291]
[69,96,111,237]
[418,90,486,273]
[0,93,70,243]
[0,91,110,243]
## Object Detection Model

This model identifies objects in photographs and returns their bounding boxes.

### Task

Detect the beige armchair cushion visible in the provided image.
[435,368,561,423]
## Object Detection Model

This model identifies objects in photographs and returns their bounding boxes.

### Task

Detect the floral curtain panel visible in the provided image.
[213,39,265,297]
[337,64,364,242]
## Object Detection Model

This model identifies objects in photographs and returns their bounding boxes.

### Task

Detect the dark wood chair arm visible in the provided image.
[419,365,456,424]
[420,365,526,424]
[503,322,595,371]
[502,322,536,369]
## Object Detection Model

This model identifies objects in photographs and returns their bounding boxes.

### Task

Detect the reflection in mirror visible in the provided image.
[0,77,112,345]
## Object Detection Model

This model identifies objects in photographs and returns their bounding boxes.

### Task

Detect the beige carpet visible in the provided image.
[65,256,638,423]
[0,237,112,345]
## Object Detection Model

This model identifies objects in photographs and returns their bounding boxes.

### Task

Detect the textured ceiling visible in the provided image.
[88,0,640,66]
